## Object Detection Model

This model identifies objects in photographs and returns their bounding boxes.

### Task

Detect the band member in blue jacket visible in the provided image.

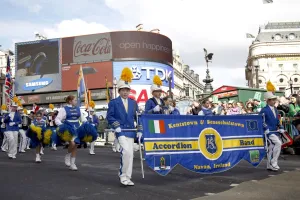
[198,99,213,116]
[86,102,99,155]
[31,111,46,163]
[1,104,9,152]
[4,98,22,159]
[55,95,87,171]
[145,75,165,114]
[106,67,142,186]
[260,91,284,171]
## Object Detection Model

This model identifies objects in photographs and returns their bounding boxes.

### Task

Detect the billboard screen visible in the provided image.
[62,31,172,65]
[128,85,169,105]
[15,39,61,94]
[62,62,113,91]
[113,61,174,88]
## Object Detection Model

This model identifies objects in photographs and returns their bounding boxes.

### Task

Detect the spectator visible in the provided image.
[198,100,213,116]
[170,100,180,115]
[288,94,300,117]
[191,101,201,115]
[97,115,108,140]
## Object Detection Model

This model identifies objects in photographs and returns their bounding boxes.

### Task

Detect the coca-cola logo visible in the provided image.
[74,38,111,57]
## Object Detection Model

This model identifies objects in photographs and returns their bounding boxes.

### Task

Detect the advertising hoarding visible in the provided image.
[61,31,172,65]
[128,85,169,105]
[62,62,113,91]
[15,39,61,94]
[113,61,174,88]
[18,89,107,105]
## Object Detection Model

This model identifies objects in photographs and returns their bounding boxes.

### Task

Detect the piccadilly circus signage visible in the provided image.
[23,77,53,91]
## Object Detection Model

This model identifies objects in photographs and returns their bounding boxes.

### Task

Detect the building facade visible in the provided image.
[172,49,204,101]
[246,22,300,96]
[0,49,15,105]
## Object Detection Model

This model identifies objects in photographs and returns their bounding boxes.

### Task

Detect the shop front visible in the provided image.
[211,85,284,103]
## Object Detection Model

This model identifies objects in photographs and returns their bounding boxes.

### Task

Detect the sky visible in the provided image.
[1,0,300,89]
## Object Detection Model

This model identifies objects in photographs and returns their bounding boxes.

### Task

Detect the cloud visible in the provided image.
[7,0,42,13]
[104,0,300,88]
[43,19,110,38]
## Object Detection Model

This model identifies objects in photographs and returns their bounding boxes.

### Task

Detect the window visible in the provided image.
[279,78,284,83]
[279,87,286,92]
[185,87,189,97]
[259,80,262,84]
[294,78,298,83]
[279,64,283,70]
[293,63,298,70]
[294,87,299,91]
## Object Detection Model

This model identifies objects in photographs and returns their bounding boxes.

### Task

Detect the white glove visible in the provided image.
[115,127,121,133]
[9,122,15,126]
[18,124,22,128]
[265,129,270,134]
[92,124,95,126]
[153,105,160,112]
[279,129,285,134]
[137,132,143,138]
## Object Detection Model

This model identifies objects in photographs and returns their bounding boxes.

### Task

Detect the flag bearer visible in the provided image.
[106,67,142,186]
[260,81,284,171]
[4,97,22,159]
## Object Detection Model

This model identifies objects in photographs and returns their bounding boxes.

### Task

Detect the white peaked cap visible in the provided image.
[117,80,131,90]
[264,91,277,100]
[151,84,162,93]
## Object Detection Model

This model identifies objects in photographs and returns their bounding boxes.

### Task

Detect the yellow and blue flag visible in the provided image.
[77,66,86,107]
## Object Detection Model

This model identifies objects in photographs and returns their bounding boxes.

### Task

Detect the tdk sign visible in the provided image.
[23,77,53,91]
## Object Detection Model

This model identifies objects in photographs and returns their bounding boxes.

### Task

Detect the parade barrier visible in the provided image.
[140,114,266,176]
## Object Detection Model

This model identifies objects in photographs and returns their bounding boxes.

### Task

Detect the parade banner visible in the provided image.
[140,115,265,176]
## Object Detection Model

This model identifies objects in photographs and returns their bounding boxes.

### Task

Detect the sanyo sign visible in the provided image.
[113,61,174,88]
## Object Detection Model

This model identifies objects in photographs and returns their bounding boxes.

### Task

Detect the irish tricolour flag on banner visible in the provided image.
[149,120,166,134]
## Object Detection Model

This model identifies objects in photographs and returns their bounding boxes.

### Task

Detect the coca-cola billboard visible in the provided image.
[62,33,112,64]
[62,31,172,65]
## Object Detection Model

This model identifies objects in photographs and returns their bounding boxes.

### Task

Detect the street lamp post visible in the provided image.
[168,75,173,100]
[253,59,260,88]
[288,78,293,94]
[113,77,117,98]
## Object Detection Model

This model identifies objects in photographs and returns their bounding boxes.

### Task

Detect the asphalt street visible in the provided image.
[0,147,299,200]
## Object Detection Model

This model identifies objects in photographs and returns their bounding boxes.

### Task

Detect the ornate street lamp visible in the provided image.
[288,78,293,94]
[253,58,260,88]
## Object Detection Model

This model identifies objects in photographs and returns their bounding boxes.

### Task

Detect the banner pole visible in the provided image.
[136,111,145,178]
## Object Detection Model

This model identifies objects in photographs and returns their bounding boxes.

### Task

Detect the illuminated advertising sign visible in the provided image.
[113,61,174,88]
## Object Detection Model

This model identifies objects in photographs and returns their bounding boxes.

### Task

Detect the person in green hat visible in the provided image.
[253,99,266,113]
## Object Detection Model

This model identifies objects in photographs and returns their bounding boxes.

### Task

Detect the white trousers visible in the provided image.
[267,134,282,168]
[19,129,27,152]
[26,138,31,149]
[4,131,18,157]
[113,137,120,152]
[1,133,8,151]
[90,141,95,153]
[118,136,134,181]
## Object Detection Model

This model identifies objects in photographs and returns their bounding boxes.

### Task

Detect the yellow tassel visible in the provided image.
[59,131,72,142]
[49,104,54,110]
[23,109,28,115]
[266,80,275,92]
[82,135,93,143]
[120,67,133,83]
[17,101,22,107]
[30,125,42,140]
[89,101,95,108]
[153,75,162,86]
[1,105,7,110]
[43,129,52,145]
[13,96,19,103]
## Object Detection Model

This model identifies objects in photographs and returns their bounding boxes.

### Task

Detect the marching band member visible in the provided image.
[145,75,165,114]
[86,101,99,155]
[198,99,213,116]
[55,95,88,171]
[161,97,180,115]
[4,97,22,159]
[1,104,8,152]
[260,81,283,171]
[17,104,27,153]
[27,111,46,163]
[47,104,58,151]
[106,67,142,186]
[20,108,31,152]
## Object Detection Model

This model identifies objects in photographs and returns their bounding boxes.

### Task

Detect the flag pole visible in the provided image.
[81,66,90,117]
